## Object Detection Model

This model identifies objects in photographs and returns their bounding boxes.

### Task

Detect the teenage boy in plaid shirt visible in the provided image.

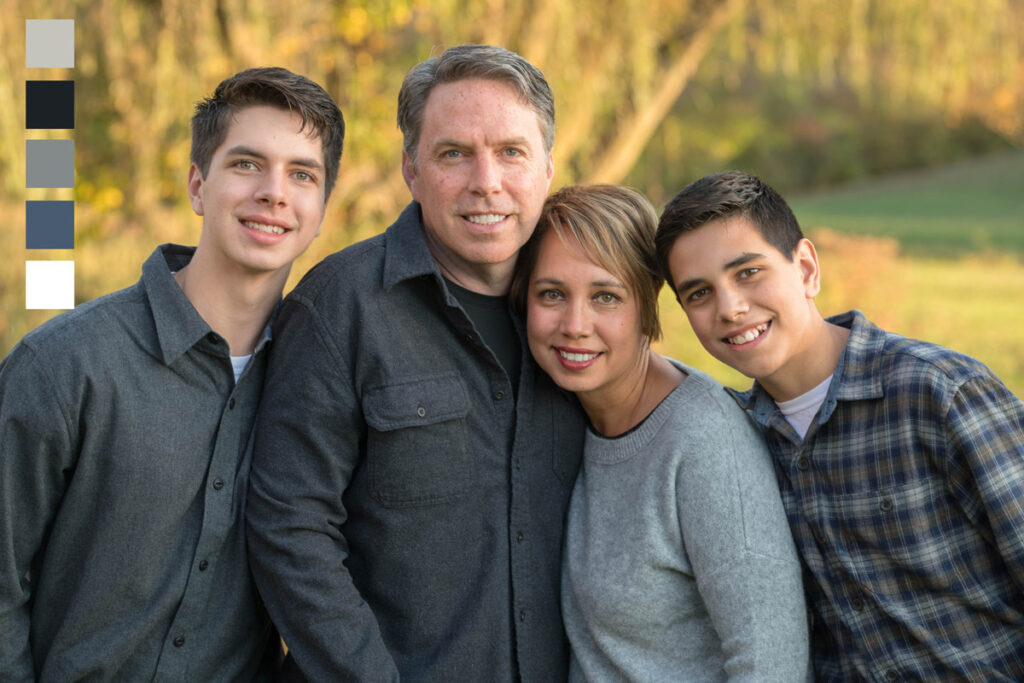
[654,170,1024,682]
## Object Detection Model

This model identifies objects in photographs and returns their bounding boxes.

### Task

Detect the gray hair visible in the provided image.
[397,44,554,165]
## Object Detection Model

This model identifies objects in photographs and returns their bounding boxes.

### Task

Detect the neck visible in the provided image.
[579,350,686,437]
[173,251,287,356]
[424,231,514,296]
[762,316,850,402]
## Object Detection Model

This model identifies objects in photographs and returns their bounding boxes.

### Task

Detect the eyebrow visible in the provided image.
[676,252,764,293]
[432,136,534,151]
[533,277,627,289]
[224,145,324,170]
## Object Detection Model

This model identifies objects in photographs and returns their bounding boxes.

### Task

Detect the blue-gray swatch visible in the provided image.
[26,200,74,249]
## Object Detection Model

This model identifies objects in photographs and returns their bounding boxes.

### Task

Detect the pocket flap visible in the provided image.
[363,374,470,431]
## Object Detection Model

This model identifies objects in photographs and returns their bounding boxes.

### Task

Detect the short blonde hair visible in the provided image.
[512,184,663,341]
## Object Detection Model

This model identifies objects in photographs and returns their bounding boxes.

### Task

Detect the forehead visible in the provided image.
[534,229,623,282]
[218,105,323,157]
[419,78,544,145]
[673,216,775,262]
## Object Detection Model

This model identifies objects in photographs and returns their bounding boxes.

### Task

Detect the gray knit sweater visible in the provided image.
[562,362,810,682]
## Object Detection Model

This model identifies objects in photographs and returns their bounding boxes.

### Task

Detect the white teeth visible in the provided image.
[244,221,285,235]
[727,323,768,345]
[465,214,506,225]
[558,350,599,362]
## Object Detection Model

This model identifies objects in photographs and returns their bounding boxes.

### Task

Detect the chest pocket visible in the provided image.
[834,478,971,597]
[362,374,473,507]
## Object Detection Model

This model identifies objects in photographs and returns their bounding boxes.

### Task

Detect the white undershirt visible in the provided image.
[230,354,252,383]
[775,374,833,439]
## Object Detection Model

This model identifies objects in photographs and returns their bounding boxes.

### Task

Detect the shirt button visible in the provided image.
[879,498,894,512]
[212,478,224,490]
[519,610,526,622]
[416,406,426,418]
[796,456,810,471]
[851,596,865,611]
[173,636,185,647]
[228,398,235,410]
[884,670,899,682]
[493,390,505,400]
[199,559,209,571]
[516,531,523,543]
[515,459,522,471]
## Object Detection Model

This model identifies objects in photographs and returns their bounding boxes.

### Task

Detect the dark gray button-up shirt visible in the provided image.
[247,203,586,682]
[0,245,278,681]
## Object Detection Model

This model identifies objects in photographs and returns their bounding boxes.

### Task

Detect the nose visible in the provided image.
[255,170,287,206]
[468,154,501,196]
[560,298,591,339]
[717,283,749,322]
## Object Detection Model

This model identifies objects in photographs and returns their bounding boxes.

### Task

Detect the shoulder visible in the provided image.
[877,329,1001,405]
[287,233,387,306]
[663,359,765,449]
[13,281,147,359]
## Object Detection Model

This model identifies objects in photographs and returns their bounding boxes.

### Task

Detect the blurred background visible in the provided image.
[4,0,1022,395]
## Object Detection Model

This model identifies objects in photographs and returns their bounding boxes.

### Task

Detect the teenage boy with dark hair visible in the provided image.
[0,67,344,681]
[655,170,1024,681]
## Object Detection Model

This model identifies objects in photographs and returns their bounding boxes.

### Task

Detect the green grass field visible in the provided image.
[789,150,1024,257]
[654,150,1024,398]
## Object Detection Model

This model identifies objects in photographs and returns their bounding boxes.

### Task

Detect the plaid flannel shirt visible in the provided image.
[732,310,1024,682]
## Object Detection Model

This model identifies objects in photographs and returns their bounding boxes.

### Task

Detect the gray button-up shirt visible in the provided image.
[247,202,586,682]
[0,245,279,681]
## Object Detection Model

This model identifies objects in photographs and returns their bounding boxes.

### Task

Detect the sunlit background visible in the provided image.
[4,0,1022,395]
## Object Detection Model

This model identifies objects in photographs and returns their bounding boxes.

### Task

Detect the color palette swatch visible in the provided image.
[26,201,74,249]
[26,80,74,129]
[25,20,74,68]
[26,261,75,309]
[25,19,75,309]
[26,140,74,188]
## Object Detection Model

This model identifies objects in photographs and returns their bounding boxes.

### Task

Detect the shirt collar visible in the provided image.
[143,244,214,366]
[730,309,886,428]
[382,202,446,289]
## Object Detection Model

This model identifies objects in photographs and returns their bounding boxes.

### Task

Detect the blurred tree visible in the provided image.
[2,0,1022,347]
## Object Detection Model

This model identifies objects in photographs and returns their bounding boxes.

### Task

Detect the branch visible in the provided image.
[586,0,747,184]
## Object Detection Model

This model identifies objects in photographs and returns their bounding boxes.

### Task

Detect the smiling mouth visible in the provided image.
[464,214,508,225]
[725,322,769,345]
[242,220,288,235]
[558,349,600,362]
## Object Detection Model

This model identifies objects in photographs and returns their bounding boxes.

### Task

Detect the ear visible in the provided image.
[401,150,417,196]
[544,150,555,190]
[187,164,205,216]
[794,237,821,298]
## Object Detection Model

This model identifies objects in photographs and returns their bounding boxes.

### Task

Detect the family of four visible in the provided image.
[2,44,1023,682]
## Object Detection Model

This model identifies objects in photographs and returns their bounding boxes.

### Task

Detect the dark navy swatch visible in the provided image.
[26,80,74,129]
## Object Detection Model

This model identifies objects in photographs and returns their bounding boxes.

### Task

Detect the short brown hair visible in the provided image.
[655,171,804,283]
[191,67,345,199]
[512,184,663,342]
[397,44,554,166]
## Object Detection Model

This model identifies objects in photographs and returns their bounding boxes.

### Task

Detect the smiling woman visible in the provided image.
[511,184,812,681]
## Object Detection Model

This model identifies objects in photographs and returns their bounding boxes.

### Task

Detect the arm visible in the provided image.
[245,294,400,682]
[0,344,75,680]
[676,402,810,682]
[945,374,1024,591]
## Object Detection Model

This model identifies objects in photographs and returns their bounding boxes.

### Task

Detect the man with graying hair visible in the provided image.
[247,44,586,680]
